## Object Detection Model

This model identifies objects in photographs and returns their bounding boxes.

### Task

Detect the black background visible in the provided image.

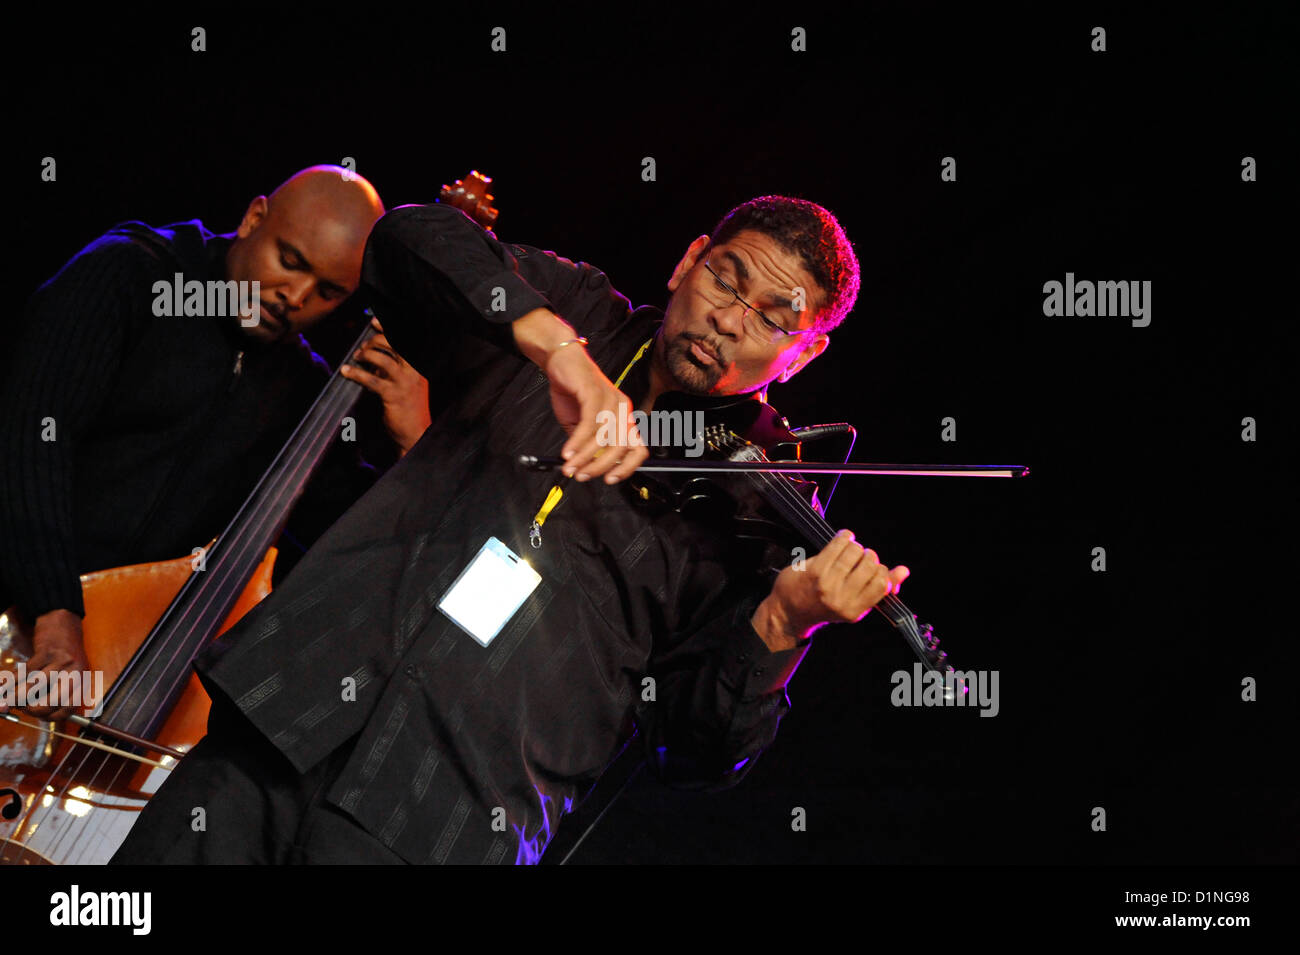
[11,3,1294,867]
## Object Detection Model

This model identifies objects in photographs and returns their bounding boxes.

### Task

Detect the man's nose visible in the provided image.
[280,275,314,310]
[709,301,748,338]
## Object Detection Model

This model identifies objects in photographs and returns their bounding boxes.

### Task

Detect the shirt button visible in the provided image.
[404,663,419,679]
[737,653,749,664]
[753,666,765,677]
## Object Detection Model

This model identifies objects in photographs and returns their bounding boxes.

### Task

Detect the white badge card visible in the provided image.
[437,537,542,647]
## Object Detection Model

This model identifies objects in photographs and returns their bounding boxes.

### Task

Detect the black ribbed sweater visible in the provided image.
[1,220,373,620]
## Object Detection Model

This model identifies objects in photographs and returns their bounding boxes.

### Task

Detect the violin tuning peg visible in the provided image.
[918,623,939,651]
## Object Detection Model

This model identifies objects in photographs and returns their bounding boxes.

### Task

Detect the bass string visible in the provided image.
[104,323,376,732]
[29,656,206,860]
[107,370,362,737]
[31,396,323,863]
[14,723,133,863]
[51,741,134,865]
[24,336,372,862]
[65,384,355,860]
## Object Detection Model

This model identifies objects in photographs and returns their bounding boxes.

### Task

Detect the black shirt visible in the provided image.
[196,203,813,864]
[0,220,376,619]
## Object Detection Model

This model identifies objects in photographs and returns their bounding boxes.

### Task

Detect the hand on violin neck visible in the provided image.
[754,529,910,649]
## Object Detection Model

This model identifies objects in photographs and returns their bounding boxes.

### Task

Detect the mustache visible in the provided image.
[683,334,725,364]
[257,300,288,329]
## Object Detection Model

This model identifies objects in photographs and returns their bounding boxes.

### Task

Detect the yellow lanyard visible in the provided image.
[528,337,654,549]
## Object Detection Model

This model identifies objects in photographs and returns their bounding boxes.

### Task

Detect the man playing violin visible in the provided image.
[110,194,910,865]
[1,165,432,723]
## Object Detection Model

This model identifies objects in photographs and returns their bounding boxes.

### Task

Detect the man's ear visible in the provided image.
[667,235,711,292]
[777,333,829,383]
[235,196,269,239]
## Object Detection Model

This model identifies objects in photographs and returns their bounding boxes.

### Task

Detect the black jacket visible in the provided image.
[196,204,813,864]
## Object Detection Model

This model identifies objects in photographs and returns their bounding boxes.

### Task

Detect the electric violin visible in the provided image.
[520,392,1028,681]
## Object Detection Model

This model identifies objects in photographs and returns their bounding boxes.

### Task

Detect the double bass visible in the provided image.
[0,171,501,864]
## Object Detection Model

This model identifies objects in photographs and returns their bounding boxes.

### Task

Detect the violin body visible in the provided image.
[626,393,821,545]
[624,392,952,679]
[0,547,276,864]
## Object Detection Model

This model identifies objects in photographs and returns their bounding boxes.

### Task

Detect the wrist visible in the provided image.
[33,608,84,651]
[36,608,82,627]
[751,595,814,652]
[513,308,581,369]
[394,413,432,456]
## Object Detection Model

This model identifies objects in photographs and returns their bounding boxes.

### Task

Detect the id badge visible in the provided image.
[437,537,542,647]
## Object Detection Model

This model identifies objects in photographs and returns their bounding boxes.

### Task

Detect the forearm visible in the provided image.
[360,205,552,377]
[750,593,821,653]
[361,204,629,382]
[511,307,581,370]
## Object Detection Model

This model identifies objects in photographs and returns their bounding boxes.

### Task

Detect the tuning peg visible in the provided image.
[919,623,939,651]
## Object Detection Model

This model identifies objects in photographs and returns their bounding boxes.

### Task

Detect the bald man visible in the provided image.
[0,165,431,721]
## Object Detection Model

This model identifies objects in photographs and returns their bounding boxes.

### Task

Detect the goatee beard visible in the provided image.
[667,341,721,394]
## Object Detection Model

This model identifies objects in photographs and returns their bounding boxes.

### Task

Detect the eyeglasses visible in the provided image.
[700,259,812,345]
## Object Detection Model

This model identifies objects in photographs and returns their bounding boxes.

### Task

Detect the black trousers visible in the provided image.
[109,695,404,864]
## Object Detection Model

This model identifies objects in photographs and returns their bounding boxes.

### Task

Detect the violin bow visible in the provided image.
[518,456,1029,478]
